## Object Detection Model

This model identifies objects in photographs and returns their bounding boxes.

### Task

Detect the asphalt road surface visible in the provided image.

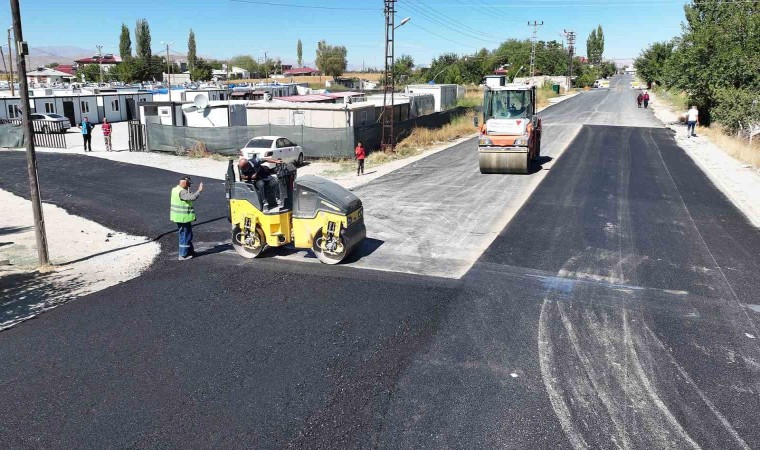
[1,75,759,448]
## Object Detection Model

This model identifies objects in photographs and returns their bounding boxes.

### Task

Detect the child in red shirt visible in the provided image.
[355,141,365,176]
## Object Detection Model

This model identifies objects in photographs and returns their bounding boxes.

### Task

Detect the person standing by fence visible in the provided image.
[79,117,94,152]
[101,118,112,151]
[355,141,366,176]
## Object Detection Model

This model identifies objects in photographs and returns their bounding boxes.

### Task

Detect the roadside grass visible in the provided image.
[697,125,760,168]
[457,87,483,108]
[653,86,689,111]
[178,142,231,162]
[536,84,562,109]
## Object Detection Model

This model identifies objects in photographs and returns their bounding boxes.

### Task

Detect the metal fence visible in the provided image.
[0,119,67,148]
[128,120,147,152]
[146,123,356,158]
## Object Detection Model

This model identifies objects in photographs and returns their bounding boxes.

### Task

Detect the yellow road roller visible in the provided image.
[225,160,366,264]
[476,84,542,174]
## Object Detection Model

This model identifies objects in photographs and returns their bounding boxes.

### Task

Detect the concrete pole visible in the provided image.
[10,0,49,267]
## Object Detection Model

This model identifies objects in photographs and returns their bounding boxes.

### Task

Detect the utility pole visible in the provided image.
[262,50,269,80]
[96,44,103,84]
[163,42,173,89]
[528,20,543,85]
[7,28,14,95]
[0,44,7,79]
[564,29,576,92]
[382,0,396,153]
[10,0,49,267]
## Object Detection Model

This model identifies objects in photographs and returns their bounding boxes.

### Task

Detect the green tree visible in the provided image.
[315,40,347,79]
[135,19,151,61]
[393,54,414,83]
[110,57,136,82]
[634,41,674,86]
[230,55,259,77]
[586,28,597,64]
[188,29,197,71]
[79,64,102,82]
[596,25,605,64]
[297,39,303,67]
[191,58,213,81]
[45,62,59,69]
[119,23,132,59]
[665,0,760,124]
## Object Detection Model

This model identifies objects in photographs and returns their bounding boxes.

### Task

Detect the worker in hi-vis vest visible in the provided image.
[170,176,204,260]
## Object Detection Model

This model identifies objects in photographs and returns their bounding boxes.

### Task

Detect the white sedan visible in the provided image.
[239,136,304,168]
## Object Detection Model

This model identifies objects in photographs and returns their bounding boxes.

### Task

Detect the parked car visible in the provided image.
[239,136,305,168]
[30,113,71,133]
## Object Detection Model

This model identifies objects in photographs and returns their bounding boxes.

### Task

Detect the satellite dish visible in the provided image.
[194,94,209,110]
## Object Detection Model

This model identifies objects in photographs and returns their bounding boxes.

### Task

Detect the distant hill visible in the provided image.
[26,46,94,68]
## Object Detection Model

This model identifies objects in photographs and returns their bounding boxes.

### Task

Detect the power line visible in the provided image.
[399,1,504,45]
[405,22,482,49]
[405,0,516,40]
[228,0,379,10]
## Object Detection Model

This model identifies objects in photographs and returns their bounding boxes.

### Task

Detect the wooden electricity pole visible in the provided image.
[10,0,49,267]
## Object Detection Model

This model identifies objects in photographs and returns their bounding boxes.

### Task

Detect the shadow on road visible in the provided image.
[0,226,32,236]
[530,155,554,174]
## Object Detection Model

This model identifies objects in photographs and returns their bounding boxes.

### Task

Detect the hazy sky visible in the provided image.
[11,0,688,68]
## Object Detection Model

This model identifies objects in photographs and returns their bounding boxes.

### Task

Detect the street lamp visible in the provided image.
[262,50,269,80]
[395,17,411,29]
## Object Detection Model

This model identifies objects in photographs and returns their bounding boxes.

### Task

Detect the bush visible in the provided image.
[713,88,760,135]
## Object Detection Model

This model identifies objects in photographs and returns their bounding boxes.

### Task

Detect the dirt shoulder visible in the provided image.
[649,91,760,228]
[0,189,160,330]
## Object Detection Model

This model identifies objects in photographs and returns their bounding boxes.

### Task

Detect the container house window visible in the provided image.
[81,101,90,113]
[8,104,21,118]
[45,102,55,113]
[111,100,119,111]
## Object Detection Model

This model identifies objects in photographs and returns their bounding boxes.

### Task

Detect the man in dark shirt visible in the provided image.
[238,156,282,210]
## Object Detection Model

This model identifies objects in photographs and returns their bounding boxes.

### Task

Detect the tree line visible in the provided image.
[392,26,615,88]
[79,19,221,83]
[634,0,759,132]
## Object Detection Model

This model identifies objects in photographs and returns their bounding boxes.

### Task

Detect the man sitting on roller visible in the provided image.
[238,156,282,210]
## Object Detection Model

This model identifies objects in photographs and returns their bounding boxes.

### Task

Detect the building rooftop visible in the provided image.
[74,55,122,64]
[27,67,76,78]
[246,100,374,111]
[278,94,334,103]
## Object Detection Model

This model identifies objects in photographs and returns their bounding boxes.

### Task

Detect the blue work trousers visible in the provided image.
[177,222,194,257]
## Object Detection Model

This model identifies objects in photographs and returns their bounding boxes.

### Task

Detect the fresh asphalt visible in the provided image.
[1,75,759,448]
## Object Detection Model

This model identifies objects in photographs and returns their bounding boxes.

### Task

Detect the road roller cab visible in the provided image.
[477,84,542,174]
[225,160,366,264]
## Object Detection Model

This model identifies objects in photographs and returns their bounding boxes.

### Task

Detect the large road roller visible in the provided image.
[477,84,542,174]
[225,160,366,264]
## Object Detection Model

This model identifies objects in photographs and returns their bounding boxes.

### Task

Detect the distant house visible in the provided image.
[212,65,251,80]
[26,67,76,85]
[56,65,76,76]
[74,54,122,72]
[283,67,320,76]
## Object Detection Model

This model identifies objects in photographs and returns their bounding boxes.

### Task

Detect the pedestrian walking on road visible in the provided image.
[643,92,650,109]
[170,176,204,260]
[101,118,112,151]
[79,117,94,152]
[686,105,699,138]
[636,93,643,108]
[355,141,365,176]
